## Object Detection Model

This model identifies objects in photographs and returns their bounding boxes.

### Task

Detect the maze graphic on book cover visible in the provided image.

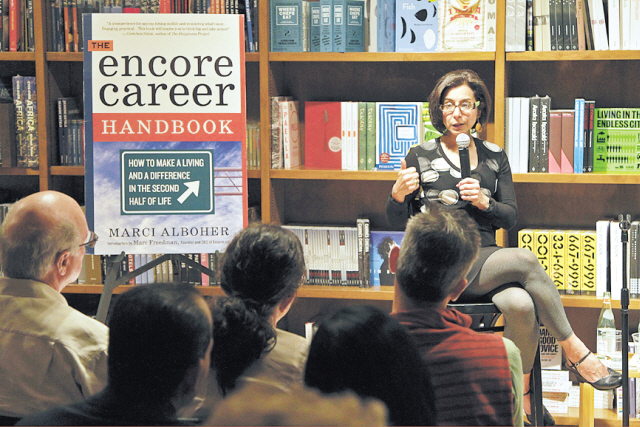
[375,102,421,170]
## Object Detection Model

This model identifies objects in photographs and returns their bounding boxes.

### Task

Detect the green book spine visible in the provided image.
[358,101,367,170]
[365,102,375,170]
[593,108,640,173]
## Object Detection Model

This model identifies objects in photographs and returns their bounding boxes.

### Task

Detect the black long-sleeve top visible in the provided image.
[386,137,518,248]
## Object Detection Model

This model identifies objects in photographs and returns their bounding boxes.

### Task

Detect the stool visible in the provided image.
[448,302,545,426]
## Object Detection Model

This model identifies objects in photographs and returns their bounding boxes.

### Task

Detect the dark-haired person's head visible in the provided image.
[107,284,212,411]
[395,206,480,304]
[428,69,492,135]
[212,223,306,395]
[304,305,437,426]
[220,223,305,319]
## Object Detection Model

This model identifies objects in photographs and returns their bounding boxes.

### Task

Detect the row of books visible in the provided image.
[271,98,442,171]
[0,0,35,51]
[0,75,38,168]
[77,252,225,286]
[48,0,259,53]
[508,0,640,52]
[57,97,84,166]
[270,0,496,53]
[540,369,617,413]
[506,96,640,174]
[519,219,640,300]
[283,219,371,287]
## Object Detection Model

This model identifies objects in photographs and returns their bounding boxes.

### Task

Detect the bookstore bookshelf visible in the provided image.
[2,2,640,425]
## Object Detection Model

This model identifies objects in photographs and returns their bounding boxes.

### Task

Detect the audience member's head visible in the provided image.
[0,191,91,291]
[207,382,388,426]
[107,284,213,412]
[304,305,437,426]
[212,223,306,395]
[394,206,480,305]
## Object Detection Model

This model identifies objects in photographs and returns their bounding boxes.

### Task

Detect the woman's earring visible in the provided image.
[475,122,482,133]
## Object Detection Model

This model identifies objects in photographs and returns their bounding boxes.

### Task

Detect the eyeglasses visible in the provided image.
[80,231,99,248]
[440,100,480,114]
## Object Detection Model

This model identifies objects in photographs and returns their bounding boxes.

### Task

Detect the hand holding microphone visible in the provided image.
[456,133,471,179]
[455,134,490,210]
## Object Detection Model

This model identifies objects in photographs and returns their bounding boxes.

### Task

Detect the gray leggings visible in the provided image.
[463,248,574,373]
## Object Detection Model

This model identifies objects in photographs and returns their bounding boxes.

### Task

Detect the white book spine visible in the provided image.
[630,0,640,49]
[608,0,621,49]
[610,221,622,300]
[621,0,631,50]
[596,220,610,298]
[342,102,348,169]
[506,0,517,51]
[515,0,527,51]
[519,97,531,173]
[485,0,497,51]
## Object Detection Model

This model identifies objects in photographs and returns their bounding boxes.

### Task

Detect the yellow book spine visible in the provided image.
[581,230,597,296]
[518,228,536,252]
[566,230,582,295]
[550,230,567,294]
[534,229,551,279]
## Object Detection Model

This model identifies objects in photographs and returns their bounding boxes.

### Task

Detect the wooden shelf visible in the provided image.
[270,167,398,181]
[552,407,640,427]
[512,173,640,184]
[0,52,36,61]
[270,51,495,62]
[247,169,260,178]
[507,50,640,62]
[64,284,640,307]
[46,51,261,62]
[0,167,40,175]
[50,166,85,176]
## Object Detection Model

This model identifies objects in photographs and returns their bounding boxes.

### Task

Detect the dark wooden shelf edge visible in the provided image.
[0,167,40,175]
[64,285,634,306]
[269,51,496,62]
[507,50,640,62]
[50,166,85,175]
[0,52,36,61]
[45,52,260,62]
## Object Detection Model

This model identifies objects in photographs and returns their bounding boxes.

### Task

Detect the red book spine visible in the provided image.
[9,0,21,52]
[159,0,171,12]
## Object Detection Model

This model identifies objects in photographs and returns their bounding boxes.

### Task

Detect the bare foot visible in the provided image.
[568,352,610,383]
[560,334,611,383]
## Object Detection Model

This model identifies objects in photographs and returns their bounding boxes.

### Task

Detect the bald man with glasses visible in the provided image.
[0,191,108,423]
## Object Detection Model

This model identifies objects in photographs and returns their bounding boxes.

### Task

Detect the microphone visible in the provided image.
[456,133,471,179]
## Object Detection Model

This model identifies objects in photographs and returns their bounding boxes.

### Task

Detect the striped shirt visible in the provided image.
[392,307,514,426]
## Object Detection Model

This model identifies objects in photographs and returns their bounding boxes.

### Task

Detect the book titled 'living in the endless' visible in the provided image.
[83,14,247,256]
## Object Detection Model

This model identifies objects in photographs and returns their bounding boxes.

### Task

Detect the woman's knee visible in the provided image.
[493,289,536,321]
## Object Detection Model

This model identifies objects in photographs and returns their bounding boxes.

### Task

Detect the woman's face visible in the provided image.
[441,84,480,138]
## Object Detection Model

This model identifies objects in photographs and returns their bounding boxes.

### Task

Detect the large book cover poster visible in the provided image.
[84,14,247,255]
[375,102,421,170]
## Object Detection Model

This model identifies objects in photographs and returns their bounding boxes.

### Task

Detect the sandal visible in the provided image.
[565,351,622,391]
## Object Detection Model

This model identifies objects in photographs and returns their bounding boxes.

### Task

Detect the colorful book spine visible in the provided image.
[580,230,596,296]
[534,229,551,278]
[319,0,332,51]
[550,229,567,294]
[365,101,376,170]
[12,75,26,167]
[332,0,346,52]
[24,76,37,168]
[310,2,321,51]
[270,0,304,52]
[345,0,364,52]
[539,95,550,172]
[358,101,367,170]
[566,229,581,295]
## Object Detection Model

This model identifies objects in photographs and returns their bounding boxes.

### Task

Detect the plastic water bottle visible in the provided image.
[596,292,616,356]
